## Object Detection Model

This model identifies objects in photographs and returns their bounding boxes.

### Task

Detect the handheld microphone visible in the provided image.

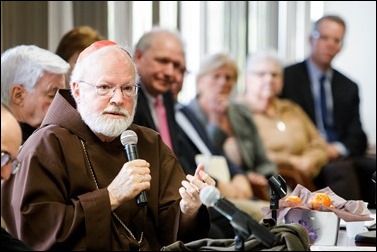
[120,130,148,207]
[200,185,276,247]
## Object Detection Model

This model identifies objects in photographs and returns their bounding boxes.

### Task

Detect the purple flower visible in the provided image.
[298,219,318,242]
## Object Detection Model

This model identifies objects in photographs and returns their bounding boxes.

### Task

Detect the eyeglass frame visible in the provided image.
[1,151,21,175]
[79,81,139,97]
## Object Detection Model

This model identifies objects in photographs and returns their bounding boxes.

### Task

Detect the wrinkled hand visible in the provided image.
[107,159,150,210]
[207,94,231,132]
[290,155,314,173]
[326,143,341,160]
[208,94,229,115]
[179,164,216,216]
[247,171,268,187]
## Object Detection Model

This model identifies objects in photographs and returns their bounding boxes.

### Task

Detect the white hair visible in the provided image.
[1,45,69,106]
[70,44,139,92]
[246,49,283,74]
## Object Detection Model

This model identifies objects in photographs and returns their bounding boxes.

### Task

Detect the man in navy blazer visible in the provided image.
[280,15,375,207]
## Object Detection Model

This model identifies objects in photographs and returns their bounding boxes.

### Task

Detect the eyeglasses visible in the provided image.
[1,151,21,174]
[79,81,139,97]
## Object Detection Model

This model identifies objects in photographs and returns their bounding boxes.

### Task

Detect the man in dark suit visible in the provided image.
[132,27,196,172]
[280,15,375,207]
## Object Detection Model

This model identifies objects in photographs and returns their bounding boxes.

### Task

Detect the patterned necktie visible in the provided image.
[155,97,173,149]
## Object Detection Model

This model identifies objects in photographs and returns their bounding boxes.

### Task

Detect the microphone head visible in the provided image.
[199,185,221,207]
[120,130,138,146]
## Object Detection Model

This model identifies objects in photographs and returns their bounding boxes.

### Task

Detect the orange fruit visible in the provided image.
[285,195,302,206]
[310,193,332,210]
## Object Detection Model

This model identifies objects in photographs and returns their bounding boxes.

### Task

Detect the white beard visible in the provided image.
[78,100,136,138]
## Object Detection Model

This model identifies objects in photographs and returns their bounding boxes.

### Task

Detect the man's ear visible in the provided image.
[133,49,142,63]
[11,84,25,106]
[71,81,81,102]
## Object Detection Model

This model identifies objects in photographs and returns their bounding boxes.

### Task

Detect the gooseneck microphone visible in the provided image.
[120,130,148,207]
[200,185,276,247]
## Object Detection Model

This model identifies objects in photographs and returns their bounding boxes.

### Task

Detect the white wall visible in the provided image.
[324,1,376,145]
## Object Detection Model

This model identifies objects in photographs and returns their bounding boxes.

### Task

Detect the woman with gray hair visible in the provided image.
[238,49,329,191]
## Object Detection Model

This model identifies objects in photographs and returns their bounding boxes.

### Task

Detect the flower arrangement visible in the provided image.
[298,219,318,243]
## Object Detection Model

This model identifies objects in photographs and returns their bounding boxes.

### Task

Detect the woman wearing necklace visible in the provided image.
[238,50,329,190]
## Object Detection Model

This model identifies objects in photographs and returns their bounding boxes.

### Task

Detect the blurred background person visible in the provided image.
[1,103,32,250]
[280,15,375,207]
[1,45,69,143]
[187,52,278,199]
[238,50,330,192]
[171,64,270,238]
[55,26,102,87]
[132,27,196,173]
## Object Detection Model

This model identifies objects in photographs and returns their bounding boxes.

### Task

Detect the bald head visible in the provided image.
[134,28,185,55]
[1,104,22,180]
[133,28,186,97]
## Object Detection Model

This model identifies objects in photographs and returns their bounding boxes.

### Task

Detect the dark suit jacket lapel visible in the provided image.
[134,87,157,130]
